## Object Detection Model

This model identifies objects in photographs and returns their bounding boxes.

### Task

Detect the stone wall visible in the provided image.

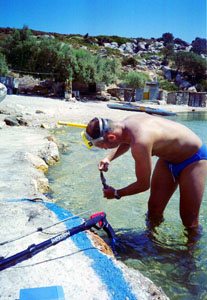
[167,92,207,107]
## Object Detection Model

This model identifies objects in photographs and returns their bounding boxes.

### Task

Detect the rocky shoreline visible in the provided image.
[1,94,206,299]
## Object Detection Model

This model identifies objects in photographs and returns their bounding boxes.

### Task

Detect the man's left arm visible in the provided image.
[103,143,152,199]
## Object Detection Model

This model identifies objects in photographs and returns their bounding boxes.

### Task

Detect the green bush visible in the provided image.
[160,45,174,59]
[109,35,132,46]
[104,47,122,57]
[191,37,207,54]
[3,26,36,71]
[0,52,8,76]
[140,52,160,60]
[122,56,137,67]
[96,35,131,46]
[196,80,207,92]
[172,51,206,83]
[123,71,149,89]
[159,80,179,92]
[162,32,174,45]
[2,26,120,84]
[95,55,120,85]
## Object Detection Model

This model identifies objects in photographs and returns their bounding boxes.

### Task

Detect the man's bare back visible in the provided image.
[123,114,202,163]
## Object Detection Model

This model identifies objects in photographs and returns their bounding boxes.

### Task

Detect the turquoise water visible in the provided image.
[47,112,207,300]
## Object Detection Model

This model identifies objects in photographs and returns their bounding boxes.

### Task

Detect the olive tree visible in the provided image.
[162,32,174,45]
[191,37,207,54]
[2,26,120,86]
[4,25,36,71]
[172,51,206,83]
[123,71,149,89]
[95,56,120,85]
[122,71,149,101]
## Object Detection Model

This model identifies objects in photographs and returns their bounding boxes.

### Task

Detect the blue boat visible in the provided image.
[107,103,177,116]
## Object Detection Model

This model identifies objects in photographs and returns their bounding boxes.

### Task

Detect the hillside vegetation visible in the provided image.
[0,26,206,92]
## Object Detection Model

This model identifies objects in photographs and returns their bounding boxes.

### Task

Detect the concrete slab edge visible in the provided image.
[7,198,137,300]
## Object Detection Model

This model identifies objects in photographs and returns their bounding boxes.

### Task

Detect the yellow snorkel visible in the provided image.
[81,131,94,149]
[57,120,93,148]
[58,121,87,128]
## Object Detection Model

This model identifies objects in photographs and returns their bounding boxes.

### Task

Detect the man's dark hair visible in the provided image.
[86,118,114,139]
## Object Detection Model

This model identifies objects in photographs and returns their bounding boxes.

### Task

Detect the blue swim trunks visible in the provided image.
[166,143,207,181]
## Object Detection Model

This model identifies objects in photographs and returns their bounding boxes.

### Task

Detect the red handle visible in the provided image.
[89,212,105,227]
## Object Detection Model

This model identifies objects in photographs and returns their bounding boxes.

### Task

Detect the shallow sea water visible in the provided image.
[47,112,207,300]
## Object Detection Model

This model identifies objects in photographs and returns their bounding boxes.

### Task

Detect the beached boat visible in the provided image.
[107,103,177,116]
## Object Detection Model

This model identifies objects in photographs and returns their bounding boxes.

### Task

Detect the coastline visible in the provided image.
[1,94,205,299]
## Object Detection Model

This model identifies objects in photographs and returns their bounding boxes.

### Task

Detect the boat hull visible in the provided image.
[107,103,177,116]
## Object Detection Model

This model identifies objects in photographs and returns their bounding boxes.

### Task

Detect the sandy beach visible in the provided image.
[1,94,206,300]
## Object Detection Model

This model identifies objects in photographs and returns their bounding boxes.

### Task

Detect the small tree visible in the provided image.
[123,71,149,101]
[162,32,174,46]
[172,51,206,83]
[122,56,137,67]
[73,48,96,84]
[4,25,36,71]
[31,38,75,82]
[161,44,174,60]
[172,51,187,72]
[95,56,120,85]
[191,37,207,54]
[197,80,207,92]
[123,71,149,89]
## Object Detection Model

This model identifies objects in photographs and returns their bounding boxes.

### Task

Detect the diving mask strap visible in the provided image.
[97,117,103,136]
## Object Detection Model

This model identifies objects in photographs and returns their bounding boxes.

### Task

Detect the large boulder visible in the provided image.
[179,81,191,89]
[104,42,118,49]
[175,73,183,84]
[119,42,135,53]
[164,70,172,81]
[153,41,164,48]
[0,83,7,103]
[137,41,147,51]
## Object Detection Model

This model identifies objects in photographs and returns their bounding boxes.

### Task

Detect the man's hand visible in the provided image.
[103,186,116,199]
[98,158,110,172]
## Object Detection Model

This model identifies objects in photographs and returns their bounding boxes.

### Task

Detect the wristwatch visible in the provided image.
[114,189,121,199]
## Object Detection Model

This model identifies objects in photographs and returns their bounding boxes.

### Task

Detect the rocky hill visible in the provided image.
[0,27,206,93]
[0,26,205,59]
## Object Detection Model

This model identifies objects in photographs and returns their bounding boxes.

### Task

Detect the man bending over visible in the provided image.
[82,115,207,229]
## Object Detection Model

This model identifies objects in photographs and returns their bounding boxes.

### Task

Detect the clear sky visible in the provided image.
[1,0,206,43]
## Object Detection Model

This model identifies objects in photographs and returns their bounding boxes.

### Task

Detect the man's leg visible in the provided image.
[179,160,207,228]
[148,158,178,222]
